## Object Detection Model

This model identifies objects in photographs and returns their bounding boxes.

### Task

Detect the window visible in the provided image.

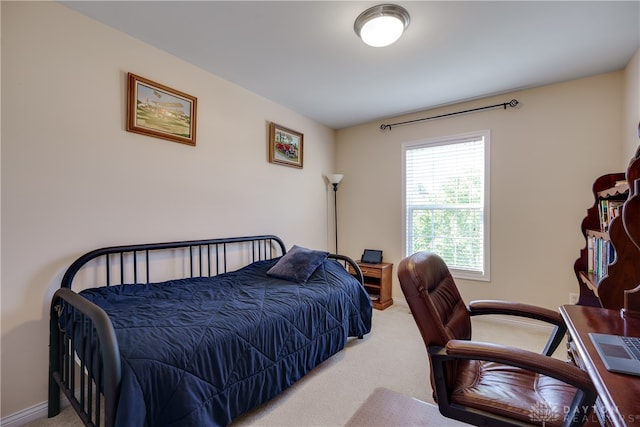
[403,130,490,281]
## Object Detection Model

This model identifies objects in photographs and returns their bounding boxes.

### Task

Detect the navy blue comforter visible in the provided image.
[79,258,372,427]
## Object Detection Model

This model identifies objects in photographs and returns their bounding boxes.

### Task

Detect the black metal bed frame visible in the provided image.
[48,235,363,427]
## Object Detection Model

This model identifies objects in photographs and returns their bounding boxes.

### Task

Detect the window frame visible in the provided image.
[402,130,491,281]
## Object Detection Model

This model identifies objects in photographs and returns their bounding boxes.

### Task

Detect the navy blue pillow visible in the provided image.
[267,245,329,283]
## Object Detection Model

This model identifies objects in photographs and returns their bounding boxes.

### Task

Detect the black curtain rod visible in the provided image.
[380,99,519,130]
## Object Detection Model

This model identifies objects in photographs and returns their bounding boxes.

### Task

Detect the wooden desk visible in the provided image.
[559,304,640,426]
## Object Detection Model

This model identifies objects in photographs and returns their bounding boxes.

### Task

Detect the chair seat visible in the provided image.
[452,360,577,427]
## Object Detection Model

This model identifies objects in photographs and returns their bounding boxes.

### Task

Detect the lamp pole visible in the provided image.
[332,182,339,253]
[326,174,344,254]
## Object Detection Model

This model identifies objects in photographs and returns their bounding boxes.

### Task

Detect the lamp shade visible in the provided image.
[327,174,344,185]
[354,4,410,47]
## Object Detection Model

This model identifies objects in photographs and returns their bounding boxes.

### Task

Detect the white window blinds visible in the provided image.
[404,130,490,280]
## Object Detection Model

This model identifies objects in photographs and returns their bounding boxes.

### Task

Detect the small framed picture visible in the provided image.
[126,73,197,146]
[268,122,303,168]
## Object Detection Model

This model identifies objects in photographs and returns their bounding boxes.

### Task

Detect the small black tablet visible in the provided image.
[361,249,383,264]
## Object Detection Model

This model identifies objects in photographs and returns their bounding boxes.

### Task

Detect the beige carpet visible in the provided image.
[32,304,560,426]
[345,388,468,427]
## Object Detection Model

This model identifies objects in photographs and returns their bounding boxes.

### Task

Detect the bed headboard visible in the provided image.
[61,235,287,290]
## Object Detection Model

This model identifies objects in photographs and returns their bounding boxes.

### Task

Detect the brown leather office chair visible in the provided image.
[398,251,597,427]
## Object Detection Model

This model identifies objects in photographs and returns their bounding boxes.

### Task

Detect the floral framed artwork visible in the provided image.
[268,122,303,168]
[126,73,197,146]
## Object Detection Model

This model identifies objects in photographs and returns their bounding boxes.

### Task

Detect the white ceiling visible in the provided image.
[61,1,640,129]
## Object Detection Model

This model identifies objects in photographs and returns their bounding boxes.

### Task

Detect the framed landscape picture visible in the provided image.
[268,122,303,168]
[127,73,197,146]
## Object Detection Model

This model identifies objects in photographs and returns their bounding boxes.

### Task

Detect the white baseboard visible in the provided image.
[1,401,48,427]
[1,398,69,427]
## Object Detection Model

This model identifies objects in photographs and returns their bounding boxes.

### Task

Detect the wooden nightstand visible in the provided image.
[348,261,393,310]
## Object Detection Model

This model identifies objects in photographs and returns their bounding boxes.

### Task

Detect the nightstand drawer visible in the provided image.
[359,267,381,278]
[348,264,381,278]
[349,263,382,278]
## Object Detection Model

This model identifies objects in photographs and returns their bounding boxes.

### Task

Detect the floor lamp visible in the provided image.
[326,174,344,253]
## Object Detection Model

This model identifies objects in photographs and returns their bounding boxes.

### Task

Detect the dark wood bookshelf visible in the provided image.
[574,154,640,309]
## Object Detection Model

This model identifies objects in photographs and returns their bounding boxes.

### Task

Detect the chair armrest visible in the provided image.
[469,299,563,326]
[439,339,594,393]
[469,300,567,356]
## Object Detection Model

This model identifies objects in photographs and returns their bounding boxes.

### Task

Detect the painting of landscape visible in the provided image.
[127,73,197,146]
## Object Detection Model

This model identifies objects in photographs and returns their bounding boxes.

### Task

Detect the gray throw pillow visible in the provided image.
[267,245,329,283]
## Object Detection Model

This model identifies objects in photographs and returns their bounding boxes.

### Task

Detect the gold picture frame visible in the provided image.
[268,122,303,168]
[127,73,197,146]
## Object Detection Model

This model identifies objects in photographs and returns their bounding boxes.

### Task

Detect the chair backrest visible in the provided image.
[398,251,472,348]
[398,252,472,398]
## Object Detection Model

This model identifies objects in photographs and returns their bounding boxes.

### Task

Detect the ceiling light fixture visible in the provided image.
[354,4,410,47]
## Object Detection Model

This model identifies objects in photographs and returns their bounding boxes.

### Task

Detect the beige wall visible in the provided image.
[2,1,638,421]
[1,2,336,417]
[336,72,626,310]
[623,48,640,162]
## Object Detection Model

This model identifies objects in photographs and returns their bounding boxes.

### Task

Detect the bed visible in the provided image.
[48,235,372,427]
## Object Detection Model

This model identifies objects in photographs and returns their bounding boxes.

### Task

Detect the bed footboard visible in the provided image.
[49,287,120,427]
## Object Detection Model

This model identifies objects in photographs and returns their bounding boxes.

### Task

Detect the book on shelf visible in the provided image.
[587,235,615,280]
[599,200,608,231]
[587,236,595,274]
[598,199,625,232]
